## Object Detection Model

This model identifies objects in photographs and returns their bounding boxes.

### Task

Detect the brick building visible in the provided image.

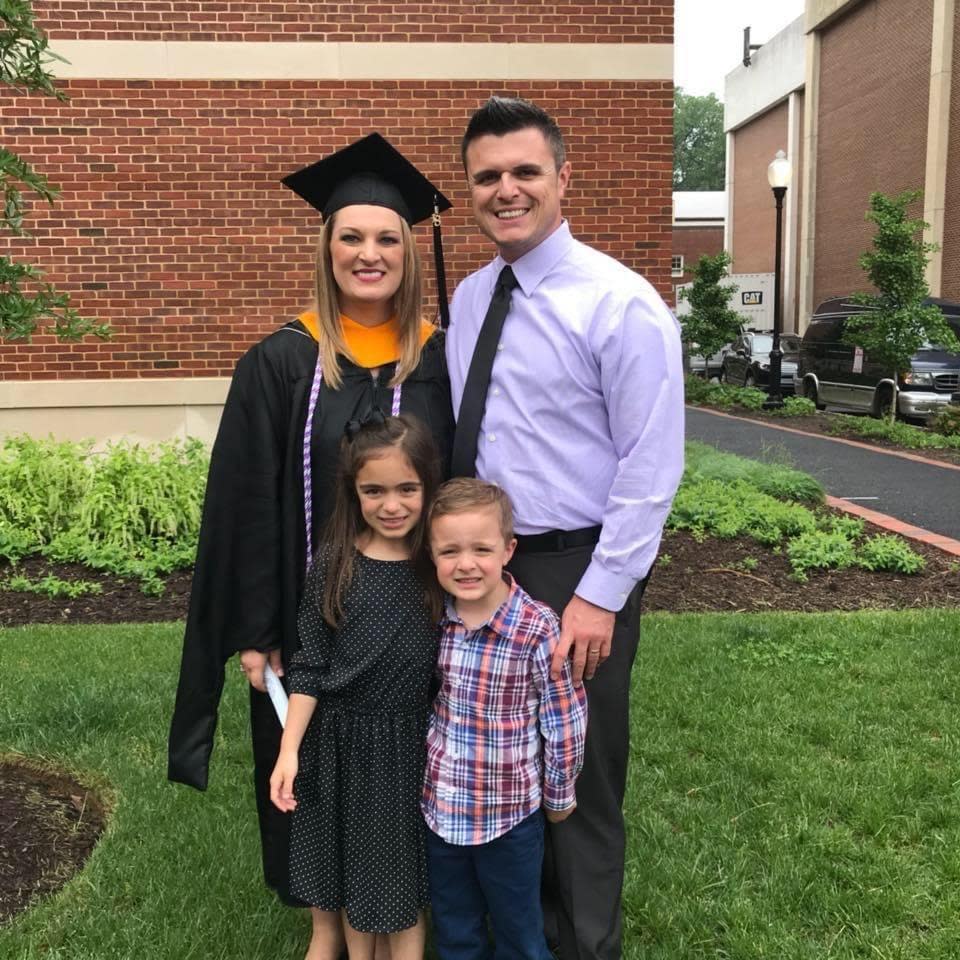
[724,0,958,333]
[0,1,674,443]
[671,190,725,302]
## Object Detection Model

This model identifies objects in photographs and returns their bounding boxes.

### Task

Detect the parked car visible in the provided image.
[797,297,960,421]
[688,342,732,379]
[720,331,800,393]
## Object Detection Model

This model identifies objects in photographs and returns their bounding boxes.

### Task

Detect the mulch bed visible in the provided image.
[2,516,958,629]
[690,405,960,467]
[644,525,960,613]
[0,760,106,925]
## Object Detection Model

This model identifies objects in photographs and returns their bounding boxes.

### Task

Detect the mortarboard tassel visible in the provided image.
[432,196,450,329]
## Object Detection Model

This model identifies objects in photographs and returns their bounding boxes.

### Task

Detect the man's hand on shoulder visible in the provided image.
[551,595,616,685]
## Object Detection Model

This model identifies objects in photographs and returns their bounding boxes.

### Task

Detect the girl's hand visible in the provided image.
[239,648,284,693]
[270,751,299,813]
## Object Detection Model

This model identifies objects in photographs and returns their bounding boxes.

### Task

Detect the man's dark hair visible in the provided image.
[460,96,566,171]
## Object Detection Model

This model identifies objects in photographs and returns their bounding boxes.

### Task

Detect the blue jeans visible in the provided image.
[426,811,553,960]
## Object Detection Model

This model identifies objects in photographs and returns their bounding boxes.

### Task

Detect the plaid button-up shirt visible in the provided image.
[421,574,588,845]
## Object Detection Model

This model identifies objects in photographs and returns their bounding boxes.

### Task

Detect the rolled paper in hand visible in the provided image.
[264,663,288,728]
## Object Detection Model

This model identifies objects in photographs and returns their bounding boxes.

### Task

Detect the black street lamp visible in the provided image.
[763,149,793,410]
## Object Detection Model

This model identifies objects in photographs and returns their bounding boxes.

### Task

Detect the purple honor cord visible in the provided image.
[301,354,402,567]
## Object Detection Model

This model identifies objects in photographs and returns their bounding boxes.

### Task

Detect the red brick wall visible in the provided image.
[0,80,672,379]
[35,1,672,43]
[730,101,788,274]
[941,8,960,301]
[813,0,932,307]
[672,224,724,288]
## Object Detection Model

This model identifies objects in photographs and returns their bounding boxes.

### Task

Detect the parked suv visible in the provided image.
[798,297,960,421]
[720,331,800,393]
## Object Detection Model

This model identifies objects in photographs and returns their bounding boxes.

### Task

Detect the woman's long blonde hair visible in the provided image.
[312,209,426,389]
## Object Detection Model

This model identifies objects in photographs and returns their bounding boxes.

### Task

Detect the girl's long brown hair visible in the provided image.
[319,414,442,627]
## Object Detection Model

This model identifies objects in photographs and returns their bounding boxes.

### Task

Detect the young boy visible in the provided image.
[422,478,588,960]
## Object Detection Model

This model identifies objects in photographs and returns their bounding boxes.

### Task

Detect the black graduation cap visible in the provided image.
[282,132,451,225]
[283,134,452,325]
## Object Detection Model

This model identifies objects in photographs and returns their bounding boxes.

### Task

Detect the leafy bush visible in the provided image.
[824,414,960,451]
[735,387,768,410]
[684,442,824,504]
[668,477,818,546]
[770,396,817,417]
[1,572,103,599]
[0,436,207,592]
[818,513,865,540]
[929,404,960,438]
[685,376,818,418]
[786,530,858,581]
[674,445,928,584]
[857,535,926,574]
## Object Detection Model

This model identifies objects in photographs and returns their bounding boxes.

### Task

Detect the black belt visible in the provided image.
[513,525,602,554]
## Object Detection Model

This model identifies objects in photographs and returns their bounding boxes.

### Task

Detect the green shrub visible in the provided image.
[929,404,960,437]
[770,396,817,417]
[1,572,103,599]
[857,534,926,574]
[668,477,817,546]
[736,387,768,410]
[684,442,824,504]
[0,435,208,592]
[818,513,866,539]
[825,413,960,451]
[786,530,858,581]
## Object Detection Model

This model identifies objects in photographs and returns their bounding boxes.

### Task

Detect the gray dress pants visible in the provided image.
[508,544,645,960]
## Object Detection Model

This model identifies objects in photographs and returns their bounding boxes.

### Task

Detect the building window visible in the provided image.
[671,255,684,277]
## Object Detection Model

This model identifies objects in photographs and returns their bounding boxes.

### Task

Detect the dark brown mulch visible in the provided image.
[644,525,960,613]
[693,405,960,467]
[0,556,193,628]
[2,514,958,628]
[0,760,106,925]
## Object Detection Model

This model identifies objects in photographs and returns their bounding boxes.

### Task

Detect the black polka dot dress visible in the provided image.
[286,553,437,933]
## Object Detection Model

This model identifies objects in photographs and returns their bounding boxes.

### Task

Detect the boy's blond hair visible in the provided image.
[428,478,514,542]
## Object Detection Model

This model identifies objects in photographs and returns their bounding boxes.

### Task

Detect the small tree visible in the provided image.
[0,0,109,341]
[678,251,743,368]
[843,190,960,422]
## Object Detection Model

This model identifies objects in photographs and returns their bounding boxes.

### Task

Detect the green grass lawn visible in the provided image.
[2,612,959,959]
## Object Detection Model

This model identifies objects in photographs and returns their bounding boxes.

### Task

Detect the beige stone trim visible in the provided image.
[0,377,228,409]
[924,0,955,296]
[0,378,229,448]
[798,29,821,332]
[783,91,803,332]
[50,40,673,81]
[806,0,865,32]
[724,131,735,259]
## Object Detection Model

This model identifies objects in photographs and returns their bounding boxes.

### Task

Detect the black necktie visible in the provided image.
[451,265,519,477]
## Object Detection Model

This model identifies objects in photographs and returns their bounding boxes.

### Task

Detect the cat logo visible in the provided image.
[742,291,762,306]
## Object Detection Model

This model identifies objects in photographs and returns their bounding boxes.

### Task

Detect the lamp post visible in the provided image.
[763,149,792,410]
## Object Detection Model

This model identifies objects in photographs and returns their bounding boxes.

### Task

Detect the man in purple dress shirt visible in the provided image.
[446,96,685,960]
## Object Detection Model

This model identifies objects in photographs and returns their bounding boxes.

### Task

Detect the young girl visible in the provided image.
[270,413,442,960]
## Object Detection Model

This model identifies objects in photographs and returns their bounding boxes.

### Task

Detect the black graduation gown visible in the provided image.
[167,318,453,903]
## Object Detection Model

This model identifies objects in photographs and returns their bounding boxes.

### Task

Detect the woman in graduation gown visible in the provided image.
[167,134,454,943]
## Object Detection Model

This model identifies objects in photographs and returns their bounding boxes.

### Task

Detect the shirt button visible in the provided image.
[488,434,496,442]
[497,344,504,352]
[493,387,501,396]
